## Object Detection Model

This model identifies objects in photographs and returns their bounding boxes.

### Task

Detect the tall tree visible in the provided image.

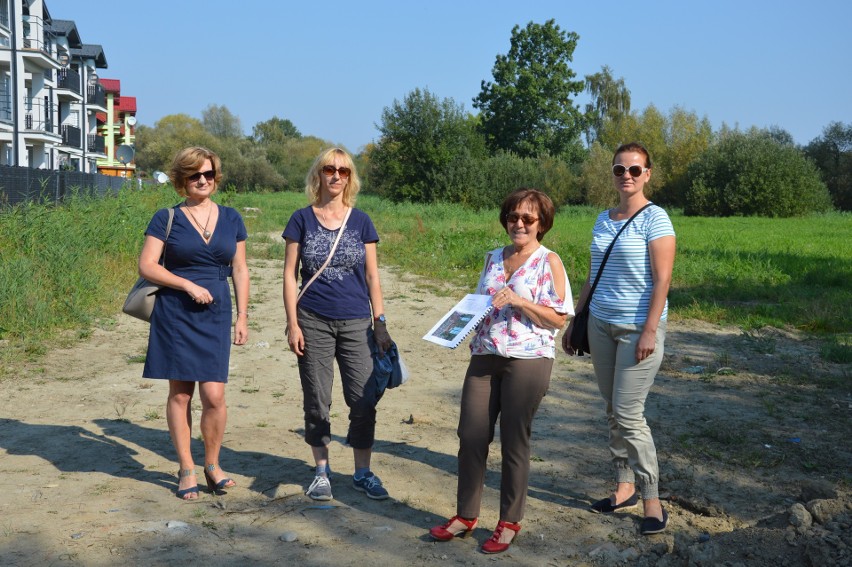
[804,121,852,211]
[473,19,585,160]
[369,87,486,202]
[583,65,631,146]
[135,114,217,175]
[201,104,243,139]
[135,113,285,191]
[252,117,301,146]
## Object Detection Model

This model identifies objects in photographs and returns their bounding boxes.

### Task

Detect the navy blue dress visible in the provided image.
[142,204,247,382]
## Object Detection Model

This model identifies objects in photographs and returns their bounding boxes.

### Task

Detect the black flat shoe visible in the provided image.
[589,492,640,514]
[640,507,668,535]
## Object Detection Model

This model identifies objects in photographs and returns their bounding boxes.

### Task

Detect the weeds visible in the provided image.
[2,190,849,381]
[113,398,137,421]
[143,409,161,421]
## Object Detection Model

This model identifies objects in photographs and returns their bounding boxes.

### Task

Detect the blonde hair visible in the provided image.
[169,146,223,197]
[304,147,360,206]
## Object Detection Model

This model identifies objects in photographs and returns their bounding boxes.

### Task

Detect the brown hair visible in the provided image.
[304,147,361,207]
[499,188,556,242]
[168,146,223,197]
[612,142,652,168]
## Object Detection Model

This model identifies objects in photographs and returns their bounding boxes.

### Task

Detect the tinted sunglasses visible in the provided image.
[321,165,351,178]
[187,169,216,183]
[612,164,649,177]
[506,212,539,224]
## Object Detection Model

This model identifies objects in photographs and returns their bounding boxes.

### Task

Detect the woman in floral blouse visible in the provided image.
[430,188,573,554]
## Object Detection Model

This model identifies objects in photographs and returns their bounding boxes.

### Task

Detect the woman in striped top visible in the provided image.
[563,142,676,535]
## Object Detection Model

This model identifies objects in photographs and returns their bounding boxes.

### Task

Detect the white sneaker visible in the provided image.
[306,475,332,501]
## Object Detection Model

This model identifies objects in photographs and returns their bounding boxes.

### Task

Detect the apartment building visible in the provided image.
[0,0,135,175]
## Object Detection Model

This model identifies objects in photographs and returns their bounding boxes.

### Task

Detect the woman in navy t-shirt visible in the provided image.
[282,148,394,502]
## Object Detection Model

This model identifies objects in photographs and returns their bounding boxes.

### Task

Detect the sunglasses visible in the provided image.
[612,164,649,177]
[187,169,216,183]
[321,165,351,178]
[506,212,539,225]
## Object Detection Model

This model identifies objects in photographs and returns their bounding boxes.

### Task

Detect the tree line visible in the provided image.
[136,20,850,217]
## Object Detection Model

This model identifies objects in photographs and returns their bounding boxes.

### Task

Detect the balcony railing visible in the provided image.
[57,68,81,95]
[21,14,56,57]
[0,91,10,122]
[61,124,82,148]
[23,98,54,132]
[87,134,106,154]
[87,83,106,107]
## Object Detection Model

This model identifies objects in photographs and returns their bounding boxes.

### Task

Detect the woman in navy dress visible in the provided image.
[138,146,250,500]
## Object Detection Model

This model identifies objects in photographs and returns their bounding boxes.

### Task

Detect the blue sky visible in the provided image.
[68,0,850,152]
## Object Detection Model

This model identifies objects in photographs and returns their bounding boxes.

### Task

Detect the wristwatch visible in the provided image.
[374,314,386,323]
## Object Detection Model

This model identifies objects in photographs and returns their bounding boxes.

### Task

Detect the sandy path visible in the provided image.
[0,257,848,566]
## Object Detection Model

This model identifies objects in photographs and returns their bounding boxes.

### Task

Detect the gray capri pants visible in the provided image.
[296,307,378,450]
[588,313,667,500]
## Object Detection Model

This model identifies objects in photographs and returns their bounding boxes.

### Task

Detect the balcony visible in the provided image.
[87,134,106,154]
[57,68,81,95]
[87,83,106,108]
[23,98,54,132]
[61,125,82,148]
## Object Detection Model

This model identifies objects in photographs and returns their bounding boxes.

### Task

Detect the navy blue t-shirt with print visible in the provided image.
[282,206,379,320]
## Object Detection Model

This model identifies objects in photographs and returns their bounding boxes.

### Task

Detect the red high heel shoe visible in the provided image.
[481,520,521,554]
[429,515,478,541]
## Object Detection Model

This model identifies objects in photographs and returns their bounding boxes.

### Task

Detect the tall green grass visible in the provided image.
[230,192,850,335]
[1,188,849,372]
[0,186,176,361]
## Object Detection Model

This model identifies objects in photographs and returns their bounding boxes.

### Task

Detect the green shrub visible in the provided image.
[684,131,833,217]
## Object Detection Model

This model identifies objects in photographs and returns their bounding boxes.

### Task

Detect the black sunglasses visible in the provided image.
[612,164,648,178]
[187,169,216,183]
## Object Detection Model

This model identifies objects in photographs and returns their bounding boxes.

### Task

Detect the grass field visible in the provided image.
[1,187,849,370]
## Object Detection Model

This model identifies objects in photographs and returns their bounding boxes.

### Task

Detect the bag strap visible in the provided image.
[580,202,653,312]
[297,207,352,302]
[158,207,175,269]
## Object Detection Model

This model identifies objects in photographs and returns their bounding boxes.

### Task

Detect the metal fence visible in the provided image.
[0,165,135,208]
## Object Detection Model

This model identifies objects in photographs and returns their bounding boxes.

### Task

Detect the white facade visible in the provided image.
[0,0,108,173]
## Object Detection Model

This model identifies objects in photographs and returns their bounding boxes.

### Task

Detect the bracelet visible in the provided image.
[237,311,248,316]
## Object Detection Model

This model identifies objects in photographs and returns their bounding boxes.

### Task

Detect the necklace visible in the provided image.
[316,206,345,229]
[184,202,213,239]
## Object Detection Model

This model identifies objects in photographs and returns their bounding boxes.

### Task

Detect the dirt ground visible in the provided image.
[1,252,850,566]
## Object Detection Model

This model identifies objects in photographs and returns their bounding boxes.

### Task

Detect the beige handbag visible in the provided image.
[122,208,174,322]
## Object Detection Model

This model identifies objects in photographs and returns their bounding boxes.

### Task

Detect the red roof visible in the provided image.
[95,112,107,123]
[118,96,137,113]
[100,78,121,93]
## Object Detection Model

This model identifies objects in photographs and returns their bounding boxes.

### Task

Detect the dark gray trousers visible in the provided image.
[297,307,376,450]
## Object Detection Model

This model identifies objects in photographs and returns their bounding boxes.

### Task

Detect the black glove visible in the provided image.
[373,319,393,356]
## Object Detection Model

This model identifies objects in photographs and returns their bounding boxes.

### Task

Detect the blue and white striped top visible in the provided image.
[588,204,675,325]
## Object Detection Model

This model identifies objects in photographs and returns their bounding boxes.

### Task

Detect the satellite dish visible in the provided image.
[127,116,137,126]
[153,171,169,184]
[116,144,135,164]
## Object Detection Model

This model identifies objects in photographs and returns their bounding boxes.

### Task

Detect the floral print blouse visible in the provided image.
[469,245,572,359]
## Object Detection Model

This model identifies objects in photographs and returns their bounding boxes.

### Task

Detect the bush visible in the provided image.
[424,151,577,210]
[684,131,833,217]
[577,142,618,209]
[803,121,852,212]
